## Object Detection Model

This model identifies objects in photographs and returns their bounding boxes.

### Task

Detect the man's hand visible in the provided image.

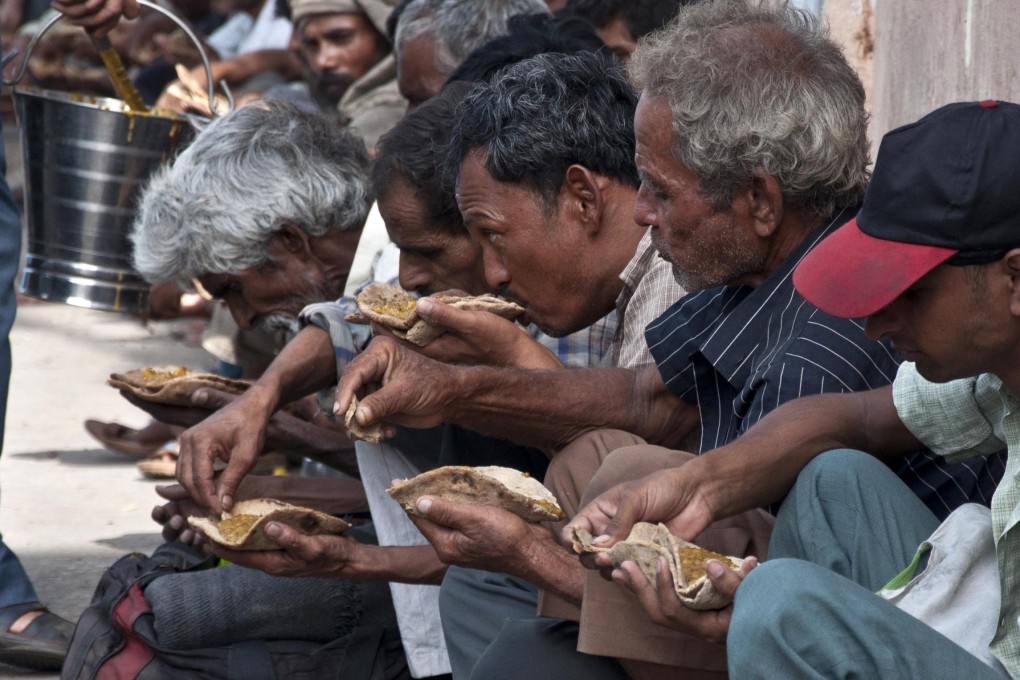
[176,386,276,514]
[407,496,546,575]
[566,464,714,559]
[150,483,208,546]
[120,387,238,429]
[51,0,140,37]
[613,554,758,643]
[335,336,459,435]
[209,522,363,578]
[412,298,562,369]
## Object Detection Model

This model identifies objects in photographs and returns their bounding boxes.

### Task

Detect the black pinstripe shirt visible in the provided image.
[645,207,1004,519]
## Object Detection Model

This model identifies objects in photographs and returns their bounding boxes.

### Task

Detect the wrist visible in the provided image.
[245,382,281,419]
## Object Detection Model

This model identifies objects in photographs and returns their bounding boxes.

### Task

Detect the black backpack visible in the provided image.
[61,542,410,680]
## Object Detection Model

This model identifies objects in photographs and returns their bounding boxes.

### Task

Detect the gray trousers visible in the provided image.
[729,449,1004,678]
[438,567,626,680]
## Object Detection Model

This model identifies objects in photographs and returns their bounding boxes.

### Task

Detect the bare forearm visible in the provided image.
[697,386,921,519]
[446,365,697,451]
[256,326,338,410]
[265,410,359,477]
[236,476,366,515]
[514,534,585,606]
[348,544,447,585]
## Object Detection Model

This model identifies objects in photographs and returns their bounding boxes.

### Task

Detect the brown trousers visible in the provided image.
[541,430,774,680]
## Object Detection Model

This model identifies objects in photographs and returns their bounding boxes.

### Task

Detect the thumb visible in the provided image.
[214,460,252,514]
[415,496,461,526]
[192,387,234,409]
[415,298,451,326]
[596,495,640,546]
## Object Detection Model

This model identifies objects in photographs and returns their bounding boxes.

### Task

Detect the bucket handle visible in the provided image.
[1,0,232,117]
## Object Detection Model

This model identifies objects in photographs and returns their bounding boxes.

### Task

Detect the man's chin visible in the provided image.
[312,79,353,108]
[258,313,301,335]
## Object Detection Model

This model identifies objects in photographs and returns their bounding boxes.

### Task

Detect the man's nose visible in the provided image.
[227,299,256,331]
[399,255,429,293]
[633,184,657,228]
[482,249,510,290]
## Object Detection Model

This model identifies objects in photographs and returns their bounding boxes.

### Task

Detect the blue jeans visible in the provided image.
[729,450,1002,679]
[0,83,41,610]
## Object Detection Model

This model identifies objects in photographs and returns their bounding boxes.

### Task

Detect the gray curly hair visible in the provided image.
[629,0,870,217]
[132,100,371,284]
[395,0,550,75]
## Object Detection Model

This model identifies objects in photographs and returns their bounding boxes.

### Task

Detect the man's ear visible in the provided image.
[270,221,314,259]
[741,172,784,238]
[561,165,606,237]
[1003,248,1020,317]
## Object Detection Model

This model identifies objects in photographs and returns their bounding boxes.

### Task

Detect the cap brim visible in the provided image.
[793,217,958,318]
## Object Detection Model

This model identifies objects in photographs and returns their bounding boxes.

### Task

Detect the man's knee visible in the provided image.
[546,430,649,515]
[731,559,868,675]
[797,449,891,495]
[582,445,693,504]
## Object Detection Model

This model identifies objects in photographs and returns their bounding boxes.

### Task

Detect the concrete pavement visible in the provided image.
[0,300,212,678]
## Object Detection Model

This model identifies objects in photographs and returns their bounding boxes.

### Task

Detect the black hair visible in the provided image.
[449,11,607,84]
[561,0,688,40]
[371,82,474,235]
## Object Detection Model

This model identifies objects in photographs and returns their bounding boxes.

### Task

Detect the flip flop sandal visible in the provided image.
[84,419,165,458]
[138,443,181,479]
[0,603,75,671]
[137,446,288,480]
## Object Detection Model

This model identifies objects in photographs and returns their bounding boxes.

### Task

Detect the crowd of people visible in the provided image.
[0,0,1016,677]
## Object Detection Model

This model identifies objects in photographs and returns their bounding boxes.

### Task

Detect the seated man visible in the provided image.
[174,50,648,679]
[285,0,404,148]
[336,3,1004,677]
[148,81,612,678]
[570,99,1020,680]
[130,98,369,473]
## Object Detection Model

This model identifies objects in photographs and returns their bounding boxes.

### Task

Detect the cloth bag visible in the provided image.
[877,503,1009,676]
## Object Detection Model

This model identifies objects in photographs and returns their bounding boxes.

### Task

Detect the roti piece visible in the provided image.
[344,396,383,443]
[108,366,251,407]
[570,522,742,610]
[387,465,564,523]
[356,283,419,330]
[355,284,524,346]
[188,498,351,551]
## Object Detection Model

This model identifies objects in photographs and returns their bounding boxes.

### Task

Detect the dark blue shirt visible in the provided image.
[645,207,1004,519]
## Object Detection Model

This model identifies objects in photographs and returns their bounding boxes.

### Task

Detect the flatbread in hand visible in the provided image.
[571,522,743,610]
[188,498,351,551]
[344,395,383,443]
[387,465,564,523]
[108,366,250,407]
[355,283,523,346]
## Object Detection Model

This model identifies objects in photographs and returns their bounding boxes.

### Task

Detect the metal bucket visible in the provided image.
[1,1,227,314]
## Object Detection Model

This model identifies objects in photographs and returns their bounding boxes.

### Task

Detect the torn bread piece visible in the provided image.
[571,522,742,610]
[344,395,383,443]
[108,366,250,407]
[387,465,564,523]
[188,498,351,551]
[355,284,523,346]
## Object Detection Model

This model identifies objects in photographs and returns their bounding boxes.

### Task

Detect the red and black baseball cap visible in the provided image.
[794,100,1020,318]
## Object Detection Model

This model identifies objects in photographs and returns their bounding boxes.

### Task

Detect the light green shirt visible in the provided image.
[893,362,1020,677]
